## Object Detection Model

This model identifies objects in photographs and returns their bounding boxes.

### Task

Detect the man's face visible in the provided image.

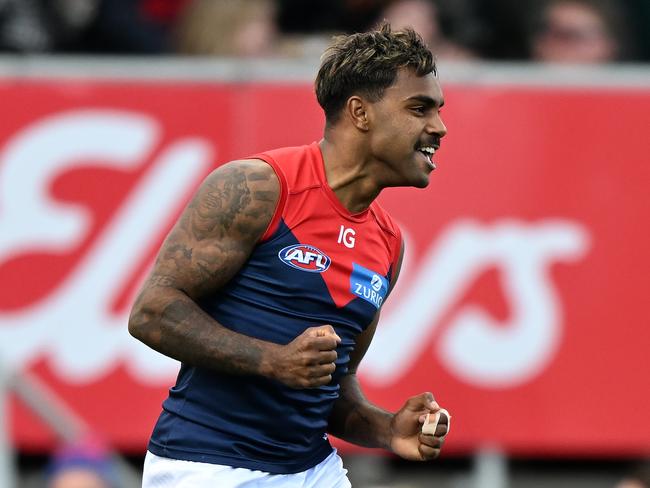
[365,68,447,188]
[533,2,616,63]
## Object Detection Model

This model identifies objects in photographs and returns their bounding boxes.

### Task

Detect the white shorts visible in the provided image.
[142,449,351,488]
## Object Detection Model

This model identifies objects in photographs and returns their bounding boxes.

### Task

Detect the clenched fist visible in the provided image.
[266,325,341,388]
[390,392,451,461]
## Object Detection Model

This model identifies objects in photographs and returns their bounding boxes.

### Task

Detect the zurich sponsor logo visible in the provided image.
[278,244,331,273]
[350,263,389,309]
[370,274,383,292]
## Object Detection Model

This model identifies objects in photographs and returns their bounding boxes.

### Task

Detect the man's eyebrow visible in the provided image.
[406,95,444,108]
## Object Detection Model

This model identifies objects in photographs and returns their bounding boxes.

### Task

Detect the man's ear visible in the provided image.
[346,96,369,131]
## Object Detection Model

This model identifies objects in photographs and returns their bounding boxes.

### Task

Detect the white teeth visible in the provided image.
[418,146,437,168]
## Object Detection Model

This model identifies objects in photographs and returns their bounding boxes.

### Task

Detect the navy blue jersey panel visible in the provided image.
[148,410,332,473]
[149,220,378,473]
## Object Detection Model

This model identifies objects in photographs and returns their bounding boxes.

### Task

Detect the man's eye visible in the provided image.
[411,106,425,114]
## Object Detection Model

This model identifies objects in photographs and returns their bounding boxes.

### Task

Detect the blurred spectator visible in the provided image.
[175,0,279,56]
[377,0,477,60]
[0,0,188,54]
[276,0,482,60]
[616,463,650,488]
[1,0,647,60]
[45,438,117,488]
[0,0,99,52]
[78,0,189,54]
[529,0,629,63]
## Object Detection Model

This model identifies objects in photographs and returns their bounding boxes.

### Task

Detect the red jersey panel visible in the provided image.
[262,141,402,310]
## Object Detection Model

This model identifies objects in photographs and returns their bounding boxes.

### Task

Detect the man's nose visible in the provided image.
[427,113,447,138]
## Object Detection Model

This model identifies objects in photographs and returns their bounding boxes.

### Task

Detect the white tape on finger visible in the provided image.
[421,408,451,436]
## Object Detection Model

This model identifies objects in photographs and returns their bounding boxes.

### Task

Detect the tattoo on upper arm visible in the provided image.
[190,166,251,240]
[147,160,279,298]
[147,275,175,287]
[130,161,279,371]
[166,244,193,267]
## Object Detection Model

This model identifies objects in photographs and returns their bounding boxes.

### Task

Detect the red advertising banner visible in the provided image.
[1,78,649,457]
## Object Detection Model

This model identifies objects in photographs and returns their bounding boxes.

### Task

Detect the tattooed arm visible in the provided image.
[327,242,450,459]
[128,160,339,388]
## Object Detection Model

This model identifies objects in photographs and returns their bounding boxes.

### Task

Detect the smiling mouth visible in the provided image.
[417,146,438,169]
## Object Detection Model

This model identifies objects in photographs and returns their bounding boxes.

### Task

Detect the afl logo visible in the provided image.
[278,244,331,273]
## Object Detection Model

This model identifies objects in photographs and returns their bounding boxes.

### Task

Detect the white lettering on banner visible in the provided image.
[0,110,158,258]
[0,111,590,390]
[0,110,212,384]
[360,220,590,388]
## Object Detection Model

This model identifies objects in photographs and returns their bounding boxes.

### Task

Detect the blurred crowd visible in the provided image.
[0,0,649,63]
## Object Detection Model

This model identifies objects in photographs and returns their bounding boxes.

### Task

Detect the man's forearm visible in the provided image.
[129,285,277,377]
[327,373,394,450]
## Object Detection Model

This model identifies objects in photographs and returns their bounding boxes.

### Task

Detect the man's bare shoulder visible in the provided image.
[144,158,280,299]
[189,158,280,241]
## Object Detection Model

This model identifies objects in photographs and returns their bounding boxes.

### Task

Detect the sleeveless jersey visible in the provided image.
[148,142,402,474]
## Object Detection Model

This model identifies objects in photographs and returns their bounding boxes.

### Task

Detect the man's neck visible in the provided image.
[319,137,382,214]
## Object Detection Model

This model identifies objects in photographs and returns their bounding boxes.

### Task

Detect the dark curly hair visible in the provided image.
[315,22,436,124]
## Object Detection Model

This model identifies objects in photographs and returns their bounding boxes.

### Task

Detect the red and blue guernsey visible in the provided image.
[148,142,402,473]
